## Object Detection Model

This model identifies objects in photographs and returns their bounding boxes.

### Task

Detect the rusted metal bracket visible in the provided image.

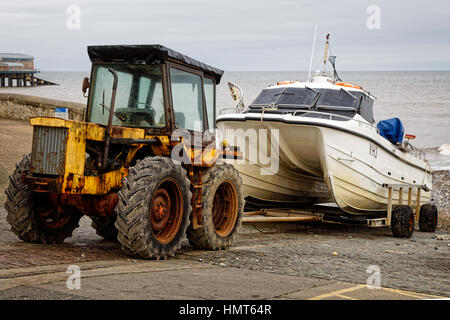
[188,167,203,229]
[109,138,158,145]
[58,193,118,217]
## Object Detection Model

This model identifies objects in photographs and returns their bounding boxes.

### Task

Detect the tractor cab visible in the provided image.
[84,45,223,135]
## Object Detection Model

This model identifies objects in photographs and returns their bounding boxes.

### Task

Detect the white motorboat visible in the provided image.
[216,35,432,215]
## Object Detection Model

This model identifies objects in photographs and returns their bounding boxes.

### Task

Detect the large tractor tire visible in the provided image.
[115,157,191,259]
[187,164,244,250]
[419,203,438,232]
[4,155,82,243]
[391,205,414,238]
[90,214,118,241]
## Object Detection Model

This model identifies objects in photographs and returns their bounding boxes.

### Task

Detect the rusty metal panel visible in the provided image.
[31,126,68,175]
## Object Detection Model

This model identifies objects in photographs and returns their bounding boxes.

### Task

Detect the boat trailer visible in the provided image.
[243,183,434,238]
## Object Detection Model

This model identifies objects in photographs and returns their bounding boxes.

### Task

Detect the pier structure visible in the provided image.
[0,53,55,87]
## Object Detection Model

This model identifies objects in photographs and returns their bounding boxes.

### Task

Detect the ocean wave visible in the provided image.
[438,144,450,157]
[423,145,450,171]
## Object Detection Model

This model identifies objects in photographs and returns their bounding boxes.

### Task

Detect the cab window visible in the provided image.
[169,68,204,131]
[89,64,165,128]
[204,77,215,132]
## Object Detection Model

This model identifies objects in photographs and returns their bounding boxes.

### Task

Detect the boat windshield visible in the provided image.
[316,89,358,110]
[250,87,319,110]
[248,86,375,123]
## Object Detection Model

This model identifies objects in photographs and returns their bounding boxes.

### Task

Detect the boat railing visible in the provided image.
[291,110,378,131]
[219,107,243,115]
[401,142,426,161]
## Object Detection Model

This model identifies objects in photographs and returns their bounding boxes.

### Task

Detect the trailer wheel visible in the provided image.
[187,164,244,250]
[419,203,438,232]
[90,214,118,241]
[5,154,82,243]
[391,205,414,238]
[115,157,191,259]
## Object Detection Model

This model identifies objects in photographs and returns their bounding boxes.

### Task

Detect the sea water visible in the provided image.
[1,71,449,170]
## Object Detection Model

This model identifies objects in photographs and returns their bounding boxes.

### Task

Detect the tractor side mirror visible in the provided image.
[82,77,90,97]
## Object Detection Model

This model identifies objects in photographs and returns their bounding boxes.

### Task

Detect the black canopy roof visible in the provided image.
[87,44,224,83]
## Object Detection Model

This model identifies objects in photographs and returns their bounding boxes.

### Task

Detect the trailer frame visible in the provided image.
[242,182,431,237]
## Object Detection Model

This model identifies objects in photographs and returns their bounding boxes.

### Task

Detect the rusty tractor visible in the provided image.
[4,45,244,259]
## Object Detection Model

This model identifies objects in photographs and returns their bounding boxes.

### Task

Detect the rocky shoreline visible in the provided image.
[432,170,450,229]
[432,170,450,214]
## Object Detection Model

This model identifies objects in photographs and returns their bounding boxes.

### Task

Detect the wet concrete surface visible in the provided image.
[0,206,449,300]
[183,222,450,297]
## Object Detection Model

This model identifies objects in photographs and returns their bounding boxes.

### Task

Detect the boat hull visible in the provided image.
[218,119,332,207]
[217,113,432,215]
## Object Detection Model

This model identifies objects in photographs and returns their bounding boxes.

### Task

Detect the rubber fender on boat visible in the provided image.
[277,81,295,85]
[335,82,362,90]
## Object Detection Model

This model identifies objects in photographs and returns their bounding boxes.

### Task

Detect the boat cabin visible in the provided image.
[247,77,375,124]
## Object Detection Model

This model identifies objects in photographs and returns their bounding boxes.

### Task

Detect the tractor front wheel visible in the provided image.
[187,164,244,250]
[115,157,191,259]
[5,155,82,243]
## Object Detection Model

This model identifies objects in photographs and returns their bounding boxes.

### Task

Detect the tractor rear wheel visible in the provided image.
[5,154,82,243]
[90,214,118,241]
[187,164,244,250]
[419,203,438,232]
[391,205,415,238]
[115,157,191,259]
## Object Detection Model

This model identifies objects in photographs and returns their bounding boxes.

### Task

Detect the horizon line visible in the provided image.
[38,69,450,73]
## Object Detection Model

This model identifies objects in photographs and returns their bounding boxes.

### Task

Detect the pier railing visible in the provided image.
[0,70,56,87]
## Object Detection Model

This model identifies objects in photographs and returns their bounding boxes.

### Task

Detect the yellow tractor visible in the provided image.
[4,45,244,259]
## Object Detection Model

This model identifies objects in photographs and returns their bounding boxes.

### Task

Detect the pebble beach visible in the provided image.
[433,170,450,229]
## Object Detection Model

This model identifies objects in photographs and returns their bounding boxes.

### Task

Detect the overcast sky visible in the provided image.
[1,0,450,71]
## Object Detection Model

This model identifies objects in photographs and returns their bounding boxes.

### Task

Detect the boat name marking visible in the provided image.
[369,143,378,158]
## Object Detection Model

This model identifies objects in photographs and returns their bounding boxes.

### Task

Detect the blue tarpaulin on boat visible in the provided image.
[377,118,404,144]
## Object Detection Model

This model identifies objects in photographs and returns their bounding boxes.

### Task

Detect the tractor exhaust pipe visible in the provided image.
[102,68,118,169]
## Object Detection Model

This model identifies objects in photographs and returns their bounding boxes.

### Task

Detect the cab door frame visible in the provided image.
[164,61,215,135]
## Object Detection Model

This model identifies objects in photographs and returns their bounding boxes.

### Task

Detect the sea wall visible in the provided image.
[0,93,85,121]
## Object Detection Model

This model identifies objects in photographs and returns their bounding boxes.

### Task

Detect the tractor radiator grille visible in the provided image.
[31,126,68,175]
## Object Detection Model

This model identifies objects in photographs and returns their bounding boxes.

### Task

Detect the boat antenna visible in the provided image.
[323,33,330,73]
[307,25,318,82]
